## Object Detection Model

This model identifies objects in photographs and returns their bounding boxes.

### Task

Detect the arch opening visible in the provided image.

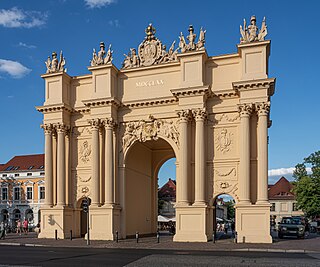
[124,138,176,237]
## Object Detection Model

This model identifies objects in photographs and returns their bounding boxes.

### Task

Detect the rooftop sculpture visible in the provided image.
[178,25,206,53]
[45,51,66,73]
[90,41,113,66]
[240,15,267,43]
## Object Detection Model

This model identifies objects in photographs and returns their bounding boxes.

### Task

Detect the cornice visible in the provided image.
[82,97,121,108]
[171,85,212,98]
[212,88,238,97]
[120,61,180,73]
[88,63,119,73]
[232,78,275,96]
[122,96,178,108]
[41,71,72,80]
[36,103,73,113]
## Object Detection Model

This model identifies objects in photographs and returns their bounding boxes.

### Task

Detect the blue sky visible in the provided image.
[0,0,319,187]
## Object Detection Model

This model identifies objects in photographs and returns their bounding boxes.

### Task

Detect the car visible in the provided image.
[278,217,305,239]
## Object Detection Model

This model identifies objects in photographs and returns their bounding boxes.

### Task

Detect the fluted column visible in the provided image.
[256,102,270,204]
[177,110,191,205]
[42,124,53,207]
[238,104,253,204]
[193,108,207,205]
[89,119,101,206]
[104,118,115,205]
[56,123,67,206]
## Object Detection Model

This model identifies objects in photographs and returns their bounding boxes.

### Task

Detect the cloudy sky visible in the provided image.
[0,0,319,187]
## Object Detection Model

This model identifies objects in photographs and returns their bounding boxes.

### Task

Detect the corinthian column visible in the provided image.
[104,118,115,205]
[177,110,191,205]
[238,104,253,204]
[256,102,270,204]
[56,123,68,206]
[42,124,53,207]
[193,108,207,205]
[89,118,101,206]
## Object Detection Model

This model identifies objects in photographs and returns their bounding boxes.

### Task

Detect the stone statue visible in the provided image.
[179,25,206,53]
[187,25,196,50]
[179,32,187,53]
[122,51,132,69]
[45,51,66,73]
[90,42,113,66]
[168,40,178,61]
[240,15,268,43]
[130,48,140,67]
[197,27,206,50]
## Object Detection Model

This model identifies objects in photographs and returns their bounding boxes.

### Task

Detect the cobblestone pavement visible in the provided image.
[0,231,319,253]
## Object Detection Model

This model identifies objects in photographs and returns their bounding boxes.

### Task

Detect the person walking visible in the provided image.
[0,221,5,239]
[23,219,28,235]
[16,219,22,235]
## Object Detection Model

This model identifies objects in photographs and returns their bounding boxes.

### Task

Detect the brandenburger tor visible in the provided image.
[37,16,275,243]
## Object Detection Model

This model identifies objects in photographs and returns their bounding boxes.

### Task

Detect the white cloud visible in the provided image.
[0,7,47,28]
[268,167,312,177]
[108,19,119,27]
[85,0,116,8]
[18,42,36,49]
[0,59,31,78]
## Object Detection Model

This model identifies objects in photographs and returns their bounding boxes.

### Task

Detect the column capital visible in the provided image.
[177,109,192,122]
[238,103,253,117]
[103,118,116,130]
[192,108,207,121]
[256,102,270,116]
[41,123,53,134]
[88,118,101,130]
[55,123,70,134]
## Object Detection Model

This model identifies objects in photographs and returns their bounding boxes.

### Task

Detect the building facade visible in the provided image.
[0,154,45,229]
[37,17,275,243]
[269,177,304,224]
[158,178,176,219]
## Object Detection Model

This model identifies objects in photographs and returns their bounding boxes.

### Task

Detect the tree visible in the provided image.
[293,151,320,218]
[225,200,235,220]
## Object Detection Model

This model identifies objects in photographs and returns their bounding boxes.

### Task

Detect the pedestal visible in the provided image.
[235,203,272,243]
[173,205,210,242]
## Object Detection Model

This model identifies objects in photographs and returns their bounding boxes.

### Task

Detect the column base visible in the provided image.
[38,206,74,239]
[173,205,210,242]
[235,203,272,243]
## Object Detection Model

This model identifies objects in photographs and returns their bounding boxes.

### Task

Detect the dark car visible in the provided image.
[278,217,305,239]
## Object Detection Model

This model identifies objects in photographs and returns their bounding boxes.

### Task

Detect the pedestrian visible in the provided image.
[23,219,28,235]
[16,219,22,235]
[231,221,235,233]
[224,222,229,234]
[0,221,5,239]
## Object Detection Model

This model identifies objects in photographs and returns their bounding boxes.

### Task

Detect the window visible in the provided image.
[39,165,44,169]
[27,187,33,200]
[5,166,13,171]
[14,167,19,170]
[270,203,276,212]
[2,174,7,177]
[2,188,8,201]
[293,203,298,211]
[28,166,34,170]
[14,173,19,177]
[39,187,45,199]
[14,187,20,200]
[40,172,45,176]
[27,173,32,176]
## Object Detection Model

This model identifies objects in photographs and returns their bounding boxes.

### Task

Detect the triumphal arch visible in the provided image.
[37,16,275,243]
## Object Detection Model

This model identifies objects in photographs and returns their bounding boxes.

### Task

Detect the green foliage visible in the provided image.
[293,151,320,217]
[225,200,235,220]
[158,199,165,213]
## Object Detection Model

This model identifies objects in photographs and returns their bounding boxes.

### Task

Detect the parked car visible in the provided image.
[278,217,305,239]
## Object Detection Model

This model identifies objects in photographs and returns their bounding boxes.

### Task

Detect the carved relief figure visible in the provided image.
[179,32,187,53]
[179,25,206,53]
[79,140,91,163]
[197,27,206,50]
[216,128,232,153]
[45,51,66,73]
[240,16,267,43]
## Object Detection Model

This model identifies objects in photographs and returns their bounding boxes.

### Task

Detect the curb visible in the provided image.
[0,242,45,247]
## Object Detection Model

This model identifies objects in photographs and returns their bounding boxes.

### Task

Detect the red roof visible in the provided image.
[0,154,44,172]
[158,178,176,200]
[268,176,295,200]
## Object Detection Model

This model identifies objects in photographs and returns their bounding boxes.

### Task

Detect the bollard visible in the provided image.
[157,230,160,243]
[212,233,215,243]
[136,231,139,243]
[242,236,245,243]
[234,231,238,243]
[116,231,119,243]
[70,230,72,241]
[55,229,57,240]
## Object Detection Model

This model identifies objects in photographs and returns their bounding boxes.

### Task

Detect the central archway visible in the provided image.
[124,138,176,237]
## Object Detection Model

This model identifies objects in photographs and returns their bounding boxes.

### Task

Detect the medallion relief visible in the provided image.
[215,128,233,154]
[214,181,239,202]
[79,140,91,164]
[122,115,179,152]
